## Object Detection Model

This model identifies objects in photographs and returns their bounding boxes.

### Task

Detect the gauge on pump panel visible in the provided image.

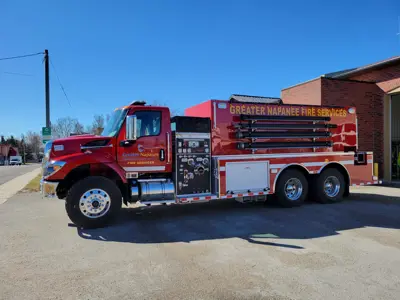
[188,141,200,148]
[194,164,205,175]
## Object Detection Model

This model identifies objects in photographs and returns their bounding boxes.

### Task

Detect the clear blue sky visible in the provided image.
[1,0,400,137]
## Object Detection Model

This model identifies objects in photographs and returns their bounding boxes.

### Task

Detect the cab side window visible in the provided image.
[135,111,161,138]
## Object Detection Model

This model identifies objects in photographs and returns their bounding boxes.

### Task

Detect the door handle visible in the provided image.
[160,149,165,161]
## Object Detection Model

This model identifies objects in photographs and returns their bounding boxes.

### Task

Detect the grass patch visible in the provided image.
[23,174,42,192]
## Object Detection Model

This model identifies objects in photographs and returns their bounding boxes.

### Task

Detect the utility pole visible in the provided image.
[44,49,50,128]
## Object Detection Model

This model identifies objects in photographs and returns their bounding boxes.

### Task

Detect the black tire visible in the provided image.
[275,169,308,207]
[65,176,122,228]
[314,168,345,204]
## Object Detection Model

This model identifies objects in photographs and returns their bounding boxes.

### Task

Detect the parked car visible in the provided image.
[9,156,22,166]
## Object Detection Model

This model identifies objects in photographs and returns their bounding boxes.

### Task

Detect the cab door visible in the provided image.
[117,107,172,175]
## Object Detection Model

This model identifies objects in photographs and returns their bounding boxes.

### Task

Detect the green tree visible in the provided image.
[6,136,18,147]
[18,137,25,163]
[0,136,5,144]
[24,144,34,161]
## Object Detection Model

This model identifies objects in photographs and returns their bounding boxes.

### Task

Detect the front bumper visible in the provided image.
[40,179,59,198]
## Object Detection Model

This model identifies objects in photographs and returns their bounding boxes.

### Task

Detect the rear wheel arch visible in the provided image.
[272,164,310,193]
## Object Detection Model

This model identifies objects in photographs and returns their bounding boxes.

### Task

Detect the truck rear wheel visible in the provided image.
[314,168,345,204]
[65,176,122,228]
[275,169,308,207]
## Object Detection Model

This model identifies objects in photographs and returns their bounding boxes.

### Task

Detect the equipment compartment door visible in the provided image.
[225,161,269,193]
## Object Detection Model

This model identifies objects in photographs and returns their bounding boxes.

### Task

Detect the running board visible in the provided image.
[235,196,268,203]
[177,194,218,203]
[139,200,176,206]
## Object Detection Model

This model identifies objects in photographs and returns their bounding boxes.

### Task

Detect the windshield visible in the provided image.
[101,108,128,137]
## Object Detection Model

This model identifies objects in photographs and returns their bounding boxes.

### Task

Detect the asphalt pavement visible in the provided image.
[1,186,400,300]
[0,164,41,185]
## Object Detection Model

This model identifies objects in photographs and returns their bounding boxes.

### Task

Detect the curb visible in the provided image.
[0,168,41,204]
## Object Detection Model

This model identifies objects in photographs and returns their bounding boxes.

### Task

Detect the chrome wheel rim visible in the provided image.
[79,189,111,219]
[324,176,340,198]
[284,178,303,201]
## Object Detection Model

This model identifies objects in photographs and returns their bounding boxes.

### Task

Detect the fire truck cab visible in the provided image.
[41,95,379,228]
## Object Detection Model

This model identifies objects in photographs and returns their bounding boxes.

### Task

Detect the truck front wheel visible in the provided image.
[65,176,122,228]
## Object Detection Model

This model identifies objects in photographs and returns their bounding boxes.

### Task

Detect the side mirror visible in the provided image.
[125,115,137,141]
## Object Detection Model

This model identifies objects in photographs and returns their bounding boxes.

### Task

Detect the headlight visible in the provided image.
[43,160,66,177]
[44,141,53,159]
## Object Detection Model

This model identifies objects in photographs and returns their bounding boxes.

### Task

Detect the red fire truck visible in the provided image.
[41,95,379,228]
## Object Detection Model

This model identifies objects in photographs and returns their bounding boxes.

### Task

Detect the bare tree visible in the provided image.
[93,114,105,128]
[92,114,105,135]
[26,131,41,158]
[73,121,85,135]
[85,124,94,135]
[52,117,81,138]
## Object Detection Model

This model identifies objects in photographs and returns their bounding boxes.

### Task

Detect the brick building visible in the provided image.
[0,144,18,163]
[281,56,400,181]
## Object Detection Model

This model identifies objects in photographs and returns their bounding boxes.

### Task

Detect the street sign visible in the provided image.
[42,127,52,144]
[42,127,51,136]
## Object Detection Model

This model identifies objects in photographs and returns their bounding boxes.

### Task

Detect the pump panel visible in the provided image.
[171,116,212,196]
[174,133,211,196]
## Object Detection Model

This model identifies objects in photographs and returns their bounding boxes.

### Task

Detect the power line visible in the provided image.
[49,58,72,108]
[0,52,43,61]
[3,71,33,77]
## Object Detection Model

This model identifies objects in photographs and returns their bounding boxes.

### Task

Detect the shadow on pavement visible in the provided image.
[76,190,400,249]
